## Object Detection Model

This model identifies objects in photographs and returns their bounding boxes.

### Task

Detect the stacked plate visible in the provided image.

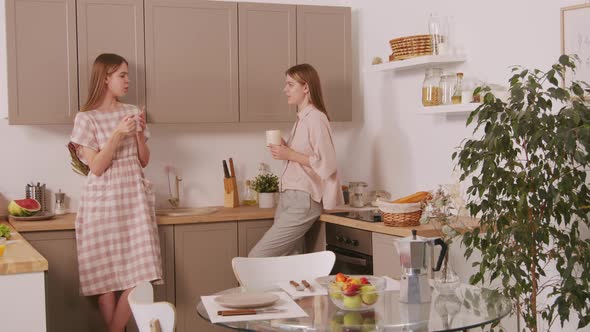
[389,34,433,61]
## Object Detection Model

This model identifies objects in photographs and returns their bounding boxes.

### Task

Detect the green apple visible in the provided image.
[360,285,378,305]
[329,283,343,300]
[361,317,376,332]
[343,312,363,326]
[343,294,362,309]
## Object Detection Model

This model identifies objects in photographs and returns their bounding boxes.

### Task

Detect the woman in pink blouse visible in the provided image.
[249,63,344,257]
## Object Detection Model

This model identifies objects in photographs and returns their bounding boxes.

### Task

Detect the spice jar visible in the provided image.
[349,182,368,207]
[452,72,463,104]
[439,72,456,105]
[422,68,442,106]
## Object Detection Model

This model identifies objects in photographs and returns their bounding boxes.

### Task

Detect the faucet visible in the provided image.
[168,175,182,209]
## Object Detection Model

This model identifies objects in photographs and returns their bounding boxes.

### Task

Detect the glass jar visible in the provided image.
[349,181,368,208]
[422,68,442,107]
[242,180,257,206]
[452,72,463,104]
[439,73,456,105]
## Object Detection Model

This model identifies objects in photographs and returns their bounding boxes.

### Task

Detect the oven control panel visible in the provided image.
[326,223,372,256]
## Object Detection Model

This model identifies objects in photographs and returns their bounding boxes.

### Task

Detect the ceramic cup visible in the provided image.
[266,130,282,146]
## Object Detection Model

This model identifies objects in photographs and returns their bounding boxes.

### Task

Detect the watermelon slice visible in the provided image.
[7,198,41,217]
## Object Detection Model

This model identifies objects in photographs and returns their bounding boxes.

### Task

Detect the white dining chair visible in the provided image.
[128,282,176,332]
[232,251,336,291]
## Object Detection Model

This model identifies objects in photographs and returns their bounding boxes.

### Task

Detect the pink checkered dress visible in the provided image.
[70,103,163,296]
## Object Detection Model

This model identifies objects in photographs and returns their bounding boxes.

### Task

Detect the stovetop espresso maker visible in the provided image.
[395,229,447,304]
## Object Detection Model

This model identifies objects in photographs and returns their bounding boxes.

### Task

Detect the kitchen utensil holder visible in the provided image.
[223,177,239,208]
[26,183,46,213]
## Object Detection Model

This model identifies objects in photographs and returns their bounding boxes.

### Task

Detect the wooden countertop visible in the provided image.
[8,205,478,238]
[2,207,478,276]
[0,221,48,275]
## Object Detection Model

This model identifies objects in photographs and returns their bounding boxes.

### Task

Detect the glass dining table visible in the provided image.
[196,283,512,332]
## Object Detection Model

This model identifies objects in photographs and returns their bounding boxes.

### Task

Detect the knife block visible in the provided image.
[223,177,239,208]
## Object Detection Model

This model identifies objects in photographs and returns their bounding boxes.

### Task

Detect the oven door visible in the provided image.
[327,244,373,275]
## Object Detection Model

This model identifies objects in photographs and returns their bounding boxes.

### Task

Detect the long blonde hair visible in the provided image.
[285,64,329,120]
[80,53,128,112]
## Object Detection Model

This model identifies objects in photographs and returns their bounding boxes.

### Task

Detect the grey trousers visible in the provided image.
[248,190,322,257]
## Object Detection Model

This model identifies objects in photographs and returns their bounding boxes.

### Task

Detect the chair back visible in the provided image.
[232,251,336,290]
[128,282,176,332]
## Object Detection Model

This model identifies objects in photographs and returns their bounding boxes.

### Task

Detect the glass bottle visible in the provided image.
[422,68,442,106]
[452,72,463,104]
[439,72,456,105]
[428,14,442,55]
[242,180,257,206]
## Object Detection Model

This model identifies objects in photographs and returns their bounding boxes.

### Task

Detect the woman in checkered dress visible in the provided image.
[70,53,162,332]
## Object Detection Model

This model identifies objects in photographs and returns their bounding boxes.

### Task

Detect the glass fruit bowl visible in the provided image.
[317,274,386,311]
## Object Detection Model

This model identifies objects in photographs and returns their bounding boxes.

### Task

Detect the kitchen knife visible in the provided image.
[228,158,236,178]
[217,308,284,316]
[222,160,230,178]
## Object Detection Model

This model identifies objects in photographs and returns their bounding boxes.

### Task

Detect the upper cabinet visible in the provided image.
[145,0,239,123]
[6,0,78,124]
[297,5,352,122]
[6,1,352,124]
[238,3,296,122]
[77,0,146,108]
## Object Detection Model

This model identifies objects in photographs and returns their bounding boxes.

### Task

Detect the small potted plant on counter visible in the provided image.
[251,173,279,208]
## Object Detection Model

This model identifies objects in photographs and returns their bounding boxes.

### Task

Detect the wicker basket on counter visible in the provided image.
[376,199,423,227]
[388,34,433,61]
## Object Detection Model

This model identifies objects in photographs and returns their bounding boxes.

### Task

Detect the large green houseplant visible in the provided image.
[454,55,590,331]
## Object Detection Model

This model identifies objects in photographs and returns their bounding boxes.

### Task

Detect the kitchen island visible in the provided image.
[0,221,48,332]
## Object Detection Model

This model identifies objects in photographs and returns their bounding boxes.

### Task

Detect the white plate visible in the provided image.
[214,292,280,309]
[9,212,55,221]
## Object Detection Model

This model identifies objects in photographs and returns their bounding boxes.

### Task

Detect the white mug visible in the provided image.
[266,130,282,146]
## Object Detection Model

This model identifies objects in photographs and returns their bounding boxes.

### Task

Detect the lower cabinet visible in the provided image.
[24,226,175,332]
[174,222,239,332]
[23,230,106,332]
[372,232,401,279]
[238,219,273,256]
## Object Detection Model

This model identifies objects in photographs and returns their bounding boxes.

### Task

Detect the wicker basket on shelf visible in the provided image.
[376,200,423,227]
[388,34,433,61]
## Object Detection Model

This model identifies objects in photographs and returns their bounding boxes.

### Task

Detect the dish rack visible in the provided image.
[388,34,433,61]
[375,199,423,227]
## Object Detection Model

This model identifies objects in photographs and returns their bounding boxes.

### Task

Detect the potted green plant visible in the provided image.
[251,173,279,208]
[454,55,590,331]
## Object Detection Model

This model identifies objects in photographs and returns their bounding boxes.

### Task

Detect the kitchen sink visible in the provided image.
[155,207,219,217]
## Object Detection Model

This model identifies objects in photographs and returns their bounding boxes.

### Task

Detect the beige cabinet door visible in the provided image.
[238,3,296,122]
[297,5,352,122]
[238,219,274,256]
[77,0,145,109]
[174,222,239,332]
[127,225,175,332]
[145,0,238,123]
[23,231,106,332]
[372,232,401,279]
[6,0,78,124]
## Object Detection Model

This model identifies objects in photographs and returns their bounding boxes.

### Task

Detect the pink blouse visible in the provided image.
[280,105,344,209]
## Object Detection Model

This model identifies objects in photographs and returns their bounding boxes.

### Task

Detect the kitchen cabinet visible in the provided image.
[5,0,78,124]
[297,5,352,121]
[372,232,401,279]
[174,222,239,332]
[126,225,175,332]
[144,0,239,123]
[23,226,175,332]
[77,0,146,108]
[238,3,297,122]
[23,230,105,332]
[238,219,274,256]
